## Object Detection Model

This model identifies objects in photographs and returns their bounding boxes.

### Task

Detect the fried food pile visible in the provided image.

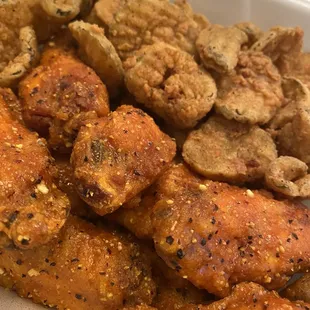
[1,0,310,309]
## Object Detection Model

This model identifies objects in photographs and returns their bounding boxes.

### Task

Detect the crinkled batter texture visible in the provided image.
[125,43,217,129]
[19,47,110,152]
[71,105,176,216]
[196,25,248,74]
[179,282,310,310]
[183,115,277,184]
[151,164,310,297]
[0,89,70,249]
[0,216,156,310]
[215,51,284,124]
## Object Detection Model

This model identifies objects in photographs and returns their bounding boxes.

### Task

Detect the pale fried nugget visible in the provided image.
[234,22,263,47]
[180,282,310,310]
[265,156,310,198]
[196,25,248,74]
[0,216,156,310]
[152,164,310,297]
[183,115,277,183]
[215,51,284,124]
[97,0,205,59]
[69,21,124,98]
[282,274,310,303]
[251,26,304,62]
[19,47,109,152]
[125,43,217,129]
[71,105,176,216]
[0,88,70,249]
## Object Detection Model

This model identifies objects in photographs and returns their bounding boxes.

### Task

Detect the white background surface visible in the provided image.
[1,0,310,309]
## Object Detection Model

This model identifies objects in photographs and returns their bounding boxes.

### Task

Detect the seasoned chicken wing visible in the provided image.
[0,216,156,310]
[215,51,284,125]
[125,43,217,129]
[0,88,69,249]
[71,105,176,216]
[151,164,310,297]
[19,47,110,152]
[179,282,310,310]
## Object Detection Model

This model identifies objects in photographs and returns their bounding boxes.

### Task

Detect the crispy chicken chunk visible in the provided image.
[215,51,284,125]
[180,282,310,310]
[182,115,277,183]
[282,274,310,303]
[19,47,110,152]
[196,25,248,74]
[0,88,69,249]
[0,216,156,310]
[152,164,310,297]
[125,43,217,129]
[71,105,176,216]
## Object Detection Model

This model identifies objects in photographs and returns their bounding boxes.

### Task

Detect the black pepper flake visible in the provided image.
[287,238,291,243]
[226,240,230,245]
[276,253,280,258]
[56,275,59,280]
[27,213,34,219]
[253,297,258,303]
[166,236,174,245]
[84,156,88,162]
[36,99,44,104]
[175,265,182,272]
[107,248,112,255]
[30,192,37,198]
[21,239,29,246]
[220,258,224,263]
[133,169,141,176]
[16,259,22,265]
[50,262,56,266]
[110,282,115,286]
[288,219,293,224]
[21,274,26,278]
[201,238,206,246]
[30,87,39,96]
[208,234,213,240]
[188,218,193,223]
[289,258,294,263]
[45,258,49,263]
[248,236,253,240]
[292,233,299,240]
[75,294,82,300]
[210,217,216,225]
[71,258,79,263]
[213,204,219,211]
[99,272,106,275]
[177,249,185,259]
[298,258,303,263]
[218,239,222,245]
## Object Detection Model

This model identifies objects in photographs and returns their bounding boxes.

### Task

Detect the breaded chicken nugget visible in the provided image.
[19,47,109,152]
[125,43,217,129]
[0,216,156,310]
[196,25,248,74]
[0,88,69,249]
[152,164,310,297]
[183,115,277,183]
[179,282,310,310]
[71,105,176,216]
[215,51,284,124]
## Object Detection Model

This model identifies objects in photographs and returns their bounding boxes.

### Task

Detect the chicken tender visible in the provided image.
[282,274,310,303]
[0,88,70,249]
[71,105,176,216]
[19,47,110,152]
[152,164,310,297]
[183,115,277,183]
[180,282,310,310]
[125,43,217,129]
[265,156,310,198]
[95,0,206,60]
[196,25,248,74]
[215,51,284,125]
[0,216,156,310]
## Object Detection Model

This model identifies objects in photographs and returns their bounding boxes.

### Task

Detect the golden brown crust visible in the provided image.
[0,88,70,249]
[151,164,310,297]
[19,47,110,152]
[71,105,176,215]
[0,216,156,310]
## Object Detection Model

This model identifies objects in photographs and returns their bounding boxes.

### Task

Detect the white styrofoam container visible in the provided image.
[0,1,309,309]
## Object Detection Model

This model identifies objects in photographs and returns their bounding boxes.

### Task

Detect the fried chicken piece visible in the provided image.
[182,115,277,184]
[19,47,110,152]
[0,88,23,123]
[125,43,217,129]
[234,22,263,47]
[0,88,70,249]
[265,156,310,198]
[215,51,284,125]
[71,105,176,216]
[196,25,248,74]
[151,164,310,297]
[95,0,207,60]
[179,282,310,310]
[282,274,310,303]
[0,216,156,310]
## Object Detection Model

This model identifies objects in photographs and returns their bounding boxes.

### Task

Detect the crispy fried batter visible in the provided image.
[183,115,277,183]
[0,216,156,310]
[96,0,205,59]
[180,282,310,310]
[215,51,284,124]
[152,164,310,297]
[196,25,248,74]
[0,88,70,249]
[0,88,23,123]
[125,43,217,129]
[265,156,310,198]
[19,47,110,152]
[69,21,124,98]
[234,22,263,47]
[282,274,310,303]
[71,105,176,216]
